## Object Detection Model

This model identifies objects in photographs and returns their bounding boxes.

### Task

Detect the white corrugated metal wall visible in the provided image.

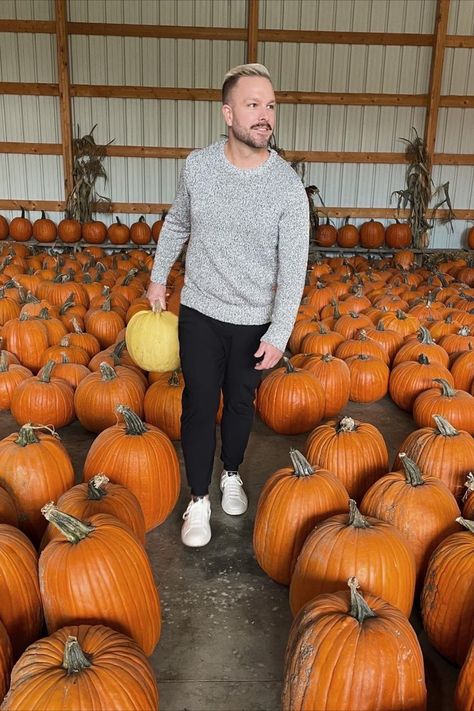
[0,0,473,246]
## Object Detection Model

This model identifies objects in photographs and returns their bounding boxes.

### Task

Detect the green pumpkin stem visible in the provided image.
[116,404,148,435]
[41,503,95,543]
[399,452,424,486]
[289,448,314,477]
[433,414,459,437]
[456,517,474,534]
[15,423,41,446]
[62,636,92,674]
[59,294,76,315]
[87,474,109,500]
[348,577,376,622]
[432,378,456,397]
[348,499,371,528]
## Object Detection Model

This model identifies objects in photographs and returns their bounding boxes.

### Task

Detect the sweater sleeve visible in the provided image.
[260,186,309,352]
[150,162,191,285]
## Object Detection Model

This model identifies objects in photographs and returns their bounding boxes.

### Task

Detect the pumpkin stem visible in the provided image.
[116,404,148,435]
[321,353,333,363]
[99,362,118,381]
[122,268,138,286]
[336,416,356,433]
[39,359,56,383]
[62,636,92,674]
[462,473,474,503]
[283,356,296,373]
[399,452,424,487]
[15,423,41,446]
[168,370,181,387]
[396,309,407,320]
[100,295,112,312]
[376,321,386,332]
[348,577,376,622]
[87,474,110,500]
[417,353,430,365]
[59,294,76,315]
[0,351,9,372]
[289,448,314,477]
[112,340,127,361]
[418,326,434,344]
[456,517,474,534]
[348,499,371,528]
[433,414,459,437]
[71,317,84,334]
[41,503,95,543]
[432,378,456,397]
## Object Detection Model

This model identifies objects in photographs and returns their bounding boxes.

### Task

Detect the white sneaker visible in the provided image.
[220,471,248,515]
[181,496,211,547]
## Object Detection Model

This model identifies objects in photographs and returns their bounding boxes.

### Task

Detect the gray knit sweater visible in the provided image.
[151,139,309,351]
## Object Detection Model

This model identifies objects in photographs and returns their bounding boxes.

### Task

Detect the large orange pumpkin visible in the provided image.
[421,517,474,666]
[83,406,180,530]
[39,505,161,656]
[253,449,348,585]
[412,377,474,434]
[10,359,75,430]
[289,500,416,618]
[305,416,389,502]
[2,625,159,711]
[0,524,42,660]
[256,358,325,435]
[283,578,426,711]
[0,424,75,546]
[360,453,460,588]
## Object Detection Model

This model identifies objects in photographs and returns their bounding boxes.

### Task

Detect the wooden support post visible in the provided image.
[247,0,259,63]
[424,0,450,171]
[55,0,74,204]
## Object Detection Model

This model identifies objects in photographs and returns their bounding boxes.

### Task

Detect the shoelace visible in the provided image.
[222,473,243,489]
[183,498,208,521]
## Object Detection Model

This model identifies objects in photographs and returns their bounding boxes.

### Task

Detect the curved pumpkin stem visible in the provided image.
[39,359,56,383]
[282,356,296,373]
[456,517,474,534]
[417,326,434,344]
[433,414,459,437]
[116,404,148,435]
[62,636,92,674]
[432,378,456,398]
[87,474,110,500]
[463,473,474,502]
[99,362,118,381]
[289,448,314,477]
[348,577,376,622]
[399,452,424,487]
[348,499,371,528]
[15,423,41,447]
[41,503,95,542]
[168,370,181,387]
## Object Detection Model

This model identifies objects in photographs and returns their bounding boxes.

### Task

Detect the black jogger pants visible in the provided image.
[178,305,270,497]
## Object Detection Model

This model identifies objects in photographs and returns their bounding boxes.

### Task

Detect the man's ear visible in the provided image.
[222,103,232,127]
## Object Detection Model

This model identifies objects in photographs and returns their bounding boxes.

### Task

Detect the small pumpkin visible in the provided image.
[130,216,151,245]
[82,220,107,244]
[385,219,412,248]
[57,218,81,243]
[359,219,385,249]
[32,211,57,243]
[107,216,129,245]
[337,217,359,248]
[9,209,32,242]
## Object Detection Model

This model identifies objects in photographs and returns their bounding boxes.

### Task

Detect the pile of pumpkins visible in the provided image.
[0,211,473,708]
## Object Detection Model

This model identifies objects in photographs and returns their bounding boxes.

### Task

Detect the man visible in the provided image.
[147,63,309,547]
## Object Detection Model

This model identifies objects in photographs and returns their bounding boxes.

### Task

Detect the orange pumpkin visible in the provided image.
[413,377,474,434]
[39,505,161,655]
[421,517,474,666]
[57,218,81,244]
[11,359,75,430]
[9,209,32,242]
[107,216,129,245]
[359,219,385,249]
[253,449,348,585]
[283,578,426,711]
[130,216,151,245]
[2,625,159,711]
[289,500,416,617]
[32,211,57,243]
[83,406,180,530]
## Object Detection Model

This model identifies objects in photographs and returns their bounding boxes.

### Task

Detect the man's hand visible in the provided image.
[254,341,283,371]
[146,282,167,310]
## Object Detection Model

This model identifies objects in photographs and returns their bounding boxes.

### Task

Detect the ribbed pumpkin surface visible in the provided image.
[2,624,159,711]
[39,512,161,655]
[0,524,42,660]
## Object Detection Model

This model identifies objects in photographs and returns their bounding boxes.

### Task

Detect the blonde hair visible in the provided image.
[222,63,272,104]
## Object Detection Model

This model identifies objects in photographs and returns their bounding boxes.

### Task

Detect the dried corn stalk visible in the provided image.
[391,128,455,248]
[65,125,113,223]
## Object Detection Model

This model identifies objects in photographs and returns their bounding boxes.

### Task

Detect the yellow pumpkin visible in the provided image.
[125,306,180,372]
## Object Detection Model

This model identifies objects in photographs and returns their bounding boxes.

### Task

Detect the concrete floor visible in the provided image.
[0,396,459,710]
